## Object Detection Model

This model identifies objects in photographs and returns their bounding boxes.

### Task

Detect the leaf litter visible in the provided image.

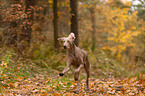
[0,72,144,96]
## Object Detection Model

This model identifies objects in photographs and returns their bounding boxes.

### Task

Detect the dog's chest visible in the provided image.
[67,47,85,68]
[68,55,83,68]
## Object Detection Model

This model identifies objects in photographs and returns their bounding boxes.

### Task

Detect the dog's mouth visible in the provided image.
[63,46,67,49]
[63,46,70,49]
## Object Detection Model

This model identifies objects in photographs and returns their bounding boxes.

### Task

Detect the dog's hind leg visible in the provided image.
[84,67,90,91]
[84,56,90,91]
[74,71,80,92]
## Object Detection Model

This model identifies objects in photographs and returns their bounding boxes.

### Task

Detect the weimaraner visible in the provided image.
[58,33,90,92]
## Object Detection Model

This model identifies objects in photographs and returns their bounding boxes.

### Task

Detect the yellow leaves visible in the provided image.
[118,25,125,32]
[17,76,24,81]
[14,82,19,87]
[107,37,114,41]
[9,82,15,88]
[132,11,138,16]
[132,26,136,30]
[124,1,132,7]
[132,31,140,36]
[128,43,135,47]
[81,3,88,9]
[2,61,7,68]
[46,86,53,92]
[61,1,70,7]
[105,5,140,59]
[102,46,113,51]
[48,0,53,4]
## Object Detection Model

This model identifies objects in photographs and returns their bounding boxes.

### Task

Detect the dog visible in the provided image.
[58,33,90,92]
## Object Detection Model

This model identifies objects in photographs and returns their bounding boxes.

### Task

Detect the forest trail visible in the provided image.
[1,72,145,96]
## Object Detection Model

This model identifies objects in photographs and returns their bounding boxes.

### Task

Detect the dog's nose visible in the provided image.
[63,46,66,49]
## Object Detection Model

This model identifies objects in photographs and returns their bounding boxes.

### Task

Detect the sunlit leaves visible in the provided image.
[102,2,141,59]
[79,0,143,61]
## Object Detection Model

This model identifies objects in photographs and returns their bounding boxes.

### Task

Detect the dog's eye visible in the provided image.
[67,41,70,43]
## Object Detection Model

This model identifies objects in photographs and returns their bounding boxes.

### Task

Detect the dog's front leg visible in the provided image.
[59,60,71,76]
[74,64,84,92]
[75,64,84,73]
[74,72,80,93]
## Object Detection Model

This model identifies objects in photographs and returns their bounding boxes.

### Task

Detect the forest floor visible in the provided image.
[1,69,145,96]
[1,47,145,95]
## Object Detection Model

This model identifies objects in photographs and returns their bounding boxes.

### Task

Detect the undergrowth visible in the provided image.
[89,49,145,78]
[0,41,144,87]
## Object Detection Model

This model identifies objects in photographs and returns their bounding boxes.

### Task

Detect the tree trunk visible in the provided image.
[8,0,19,45]
[0,14,2,44]
[53,0,59,50]
[70,0,78,46]
[9,21,18,45]
[90,8,96,52]
[21,0,35,45]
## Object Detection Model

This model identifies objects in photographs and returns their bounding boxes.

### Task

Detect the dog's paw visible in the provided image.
[59,73,64,76]
[73,90,79,94]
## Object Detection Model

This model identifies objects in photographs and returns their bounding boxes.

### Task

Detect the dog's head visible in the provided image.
[58,33,75,49]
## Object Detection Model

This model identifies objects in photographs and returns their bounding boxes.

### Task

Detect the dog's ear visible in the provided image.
[58,37,65,41]
[68,32,75,42]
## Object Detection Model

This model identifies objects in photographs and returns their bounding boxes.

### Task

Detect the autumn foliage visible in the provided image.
[0,0,145,95]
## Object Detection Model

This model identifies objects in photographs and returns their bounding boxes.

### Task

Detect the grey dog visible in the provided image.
[58,33,90,92]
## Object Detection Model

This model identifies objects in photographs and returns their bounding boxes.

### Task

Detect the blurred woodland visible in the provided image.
[0,0,145,95]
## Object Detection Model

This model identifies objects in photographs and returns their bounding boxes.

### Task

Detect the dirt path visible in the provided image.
[1,73,145,96]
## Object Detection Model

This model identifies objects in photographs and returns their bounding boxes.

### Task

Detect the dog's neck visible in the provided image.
[67,43,76,58]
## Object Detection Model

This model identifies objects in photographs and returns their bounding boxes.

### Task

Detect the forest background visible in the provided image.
[0,0,144,95]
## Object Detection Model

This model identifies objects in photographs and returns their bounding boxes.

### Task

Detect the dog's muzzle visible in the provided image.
[63,46,66,49]
[59,73,64,76]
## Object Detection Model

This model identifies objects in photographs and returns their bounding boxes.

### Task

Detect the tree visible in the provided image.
[22,0,35,45]
[132,0,145,20]
[79,0,100,51]
[132,0,145,59]
[53,0,59,50]
[89,8,96,52]
[70,0,78,46]
[103,0,141,61]
[9,0,20,45]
